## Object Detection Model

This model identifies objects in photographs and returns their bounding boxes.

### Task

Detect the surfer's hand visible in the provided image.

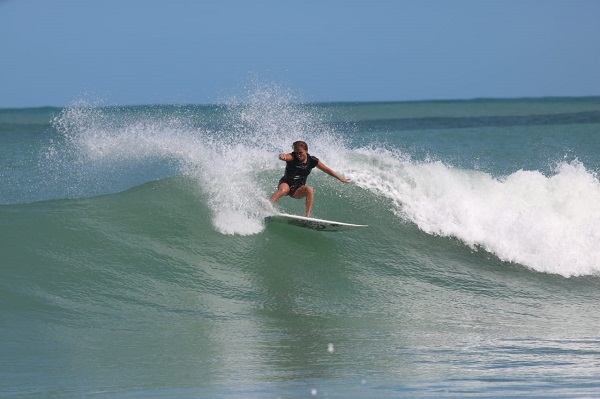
[340,177,351,183]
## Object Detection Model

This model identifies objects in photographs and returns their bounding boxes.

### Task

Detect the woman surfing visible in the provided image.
[269,141,350,217]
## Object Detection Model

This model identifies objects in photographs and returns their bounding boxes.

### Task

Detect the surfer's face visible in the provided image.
[294,148,308,162]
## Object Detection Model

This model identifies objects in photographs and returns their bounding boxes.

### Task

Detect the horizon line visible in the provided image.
[2,94,600,110]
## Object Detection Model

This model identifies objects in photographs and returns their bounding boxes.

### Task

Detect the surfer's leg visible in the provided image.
[293,185,314,217]
[270,182,290,205]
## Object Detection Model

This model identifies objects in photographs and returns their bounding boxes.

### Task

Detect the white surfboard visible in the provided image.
[266,213,367,232]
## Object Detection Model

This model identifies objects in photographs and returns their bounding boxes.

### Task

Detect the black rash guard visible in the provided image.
[280,152,319,189]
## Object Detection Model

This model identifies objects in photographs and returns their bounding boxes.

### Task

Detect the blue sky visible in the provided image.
[1,0,599,107]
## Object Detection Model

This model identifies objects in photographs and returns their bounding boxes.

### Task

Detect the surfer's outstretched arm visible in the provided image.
[316,161,351,183]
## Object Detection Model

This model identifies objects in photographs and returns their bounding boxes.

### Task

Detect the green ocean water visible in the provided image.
[2,94,600,398]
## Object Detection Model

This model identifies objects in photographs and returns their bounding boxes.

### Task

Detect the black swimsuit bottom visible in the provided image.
[278,177,302,197]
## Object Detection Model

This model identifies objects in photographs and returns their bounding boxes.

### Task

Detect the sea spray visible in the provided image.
[49,85,349,235]
[185,83,349,234]
[47,100,203,200]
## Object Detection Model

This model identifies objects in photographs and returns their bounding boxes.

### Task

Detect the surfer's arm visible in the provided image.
[279,153,293,161]
[316,161,351,183]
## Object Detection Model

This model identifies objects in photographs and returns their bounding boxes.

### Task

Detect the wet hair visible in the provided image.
[293,141,308,152]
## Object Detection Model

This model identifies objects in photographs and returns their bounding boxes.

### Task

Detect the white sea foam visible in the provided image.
[349,149,600,277]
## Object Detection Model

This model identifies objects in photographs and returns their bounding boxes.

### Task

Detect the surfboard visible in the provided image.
[265,213,367,232]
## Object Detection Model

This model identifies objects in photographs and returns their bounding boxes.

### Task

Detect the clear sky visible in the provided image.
[1,0,599,107]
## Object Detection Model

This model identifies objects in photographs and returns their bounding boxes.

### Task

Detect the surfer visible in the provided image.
[269,141,350,217]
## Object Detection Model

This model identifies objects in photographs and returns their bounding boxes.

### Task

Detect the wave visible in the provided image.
[33,88,600,277]
[5,161,599,280]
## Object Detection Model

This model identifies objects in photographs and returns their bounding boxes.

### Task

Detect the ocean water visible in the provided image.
[2,89,600,398]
